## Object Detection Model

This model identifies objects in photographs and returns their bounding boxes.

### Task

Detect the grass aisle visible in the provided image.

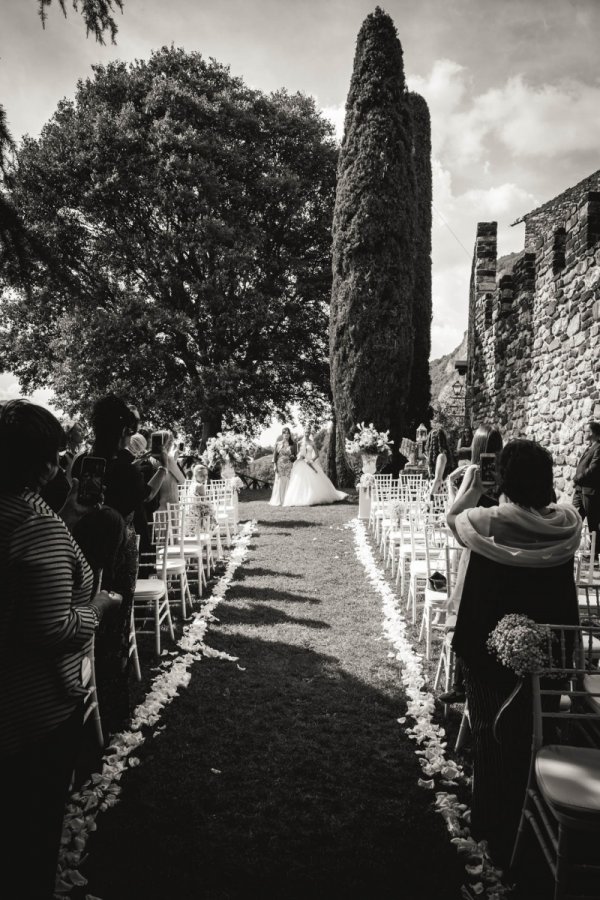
[84,494,463,900]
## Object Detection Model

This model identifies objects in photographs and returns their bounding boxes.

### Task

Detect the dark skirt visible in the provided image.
[462,663,532,867]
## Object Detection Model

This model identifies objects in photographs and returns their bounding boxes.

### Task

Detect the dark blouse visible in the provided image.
[72,450,147,520]
[452,551,578,686]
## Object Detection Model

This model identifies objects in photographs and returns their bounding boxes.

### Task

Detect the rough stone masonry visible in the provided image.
[466,169,600,500]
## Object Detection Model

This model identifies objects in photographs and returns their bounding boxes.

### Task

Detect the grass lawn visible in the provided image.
[80,492,465,900]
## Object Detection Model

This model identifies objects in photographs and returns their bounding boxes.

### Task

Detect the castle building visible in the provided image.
[465,169,600,498]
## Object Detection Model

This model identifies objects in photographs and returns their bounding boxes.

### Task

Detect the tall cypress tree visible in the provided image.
[330,7,426,482]
[406,91,432,431]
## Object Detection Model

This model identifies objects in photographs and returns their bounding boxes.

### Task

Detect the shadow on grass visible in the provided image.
[85,632,463,900]
[229,584,320,605]
[234,565,304,581]
[219,603,330,630]
[258,518,316,529]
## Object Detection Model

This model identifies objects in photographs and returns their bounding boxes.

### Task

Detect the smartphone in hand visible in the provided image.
[150,431,165,455]
[77,457,106,505]
[479,453,497,487]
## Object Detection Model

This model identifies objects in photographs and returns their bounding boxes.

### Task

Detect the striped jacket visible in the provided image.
[0,490,96,755]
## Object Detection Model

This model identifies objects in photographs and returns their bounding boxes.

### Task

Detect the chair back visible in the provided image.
[151,510,170,579]
[400,473,423,503]
[531,623,600,750]
[576,526,597,586]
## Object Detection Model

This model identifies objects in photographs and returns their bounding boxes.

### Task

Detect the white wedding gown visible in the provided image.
[283,443,347,507]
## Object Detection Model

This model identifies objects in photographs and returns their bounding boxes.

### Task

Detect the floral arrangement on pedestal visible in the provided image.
[346,422,393,456]
[346,422,393,475]
[201,432,255,476]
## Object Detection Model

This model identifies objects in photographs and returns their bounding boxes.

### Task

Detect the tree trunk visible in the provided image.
[200,413,222,451]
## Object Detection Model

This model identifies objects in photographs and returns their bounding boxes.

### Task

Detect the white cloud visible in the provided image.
[321,103,345,141]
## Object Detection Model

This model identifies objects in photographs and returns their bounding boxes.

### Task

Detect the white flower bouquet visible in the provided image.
[345,422,393,456]
[201,432,255,469]
[486,614,551,676]
[194,500,216,520]
[357,472,376,489]
[487,614,560,741]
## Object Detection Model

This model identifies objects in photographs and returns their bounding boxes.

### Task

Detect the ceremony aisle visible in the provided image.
[81,494,463,900]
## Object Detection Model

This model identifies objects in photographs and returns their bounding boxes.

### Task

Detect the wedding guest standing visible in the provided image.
[72,396,169,734]
[269,427,296,506]
[155,430,186,510]
[426,427,452,495]
[0,400,121,900]
[573,420,600,555]
[447,440,581,866]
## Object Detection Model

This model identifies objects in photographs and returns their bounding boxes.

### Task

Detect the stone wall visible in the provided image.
[466,172,600,500]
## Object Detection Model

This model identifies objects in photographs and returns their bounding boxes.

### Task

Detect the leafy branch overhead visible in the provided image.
[37,0,124,43]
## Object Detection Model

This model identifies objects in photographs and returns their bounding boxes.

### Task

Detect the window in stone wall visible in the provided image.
[552,226,566,274]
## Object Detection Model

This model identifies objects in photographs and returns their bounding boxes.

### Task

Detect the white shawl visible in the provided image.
[454,500,582,568]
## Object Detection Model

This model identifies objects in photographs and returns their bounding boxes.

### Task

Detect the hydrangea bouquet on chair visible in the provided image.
[486,614,559,738]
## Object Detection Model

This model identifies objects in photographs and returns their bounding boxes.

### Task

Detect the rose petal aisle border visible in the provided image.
[55,519,257,899]
[348,518,513,900]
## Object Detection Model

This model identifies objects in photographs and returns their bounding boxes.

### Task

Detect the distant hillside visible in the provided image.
[430,331,467,406]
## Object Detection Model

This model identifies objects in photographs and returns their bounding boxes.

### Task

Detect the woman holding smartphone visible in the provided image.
[0,400,122,899]
[446,440,580,867]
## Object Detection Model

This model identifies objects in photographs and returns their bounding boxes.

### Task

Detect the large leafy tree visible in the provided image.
[329,8,431,482]
[1,1,124,276]
[1,48,337,440]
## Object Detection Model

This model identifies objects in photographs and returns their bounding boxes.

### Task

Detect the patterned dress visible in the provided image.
[269,439,295,506]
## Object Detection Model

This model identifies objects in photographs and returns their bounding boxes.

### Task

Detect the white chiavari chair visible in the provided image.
[175,498,218,589]
[369,474,393,541]
[576,526,597,587]
[379,479,402,556]
[160,507,193,617]
[134,514,174,656]
[206,482,235,548]
[419,539,461,661]
[510,624,600,898]
[406,519,446,627]
[399,473,424,504]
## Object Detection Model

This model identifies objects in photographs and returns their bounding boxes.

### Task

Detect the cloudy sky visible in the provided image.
[2,0,600,407]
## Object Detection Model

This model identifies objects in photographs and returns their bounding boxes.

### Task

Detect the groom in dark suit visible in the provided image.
[573,420,600,555]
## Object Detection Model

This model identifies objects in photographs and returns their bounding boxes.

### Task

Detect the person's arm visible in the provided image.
[574,445,600,487]
[167,453,185,485]
[10,516,120,653]
[273,443,279,473]
[446,464,484,542]
[146,448,169,500]
[431,452,447,494]
[446,466,465,504]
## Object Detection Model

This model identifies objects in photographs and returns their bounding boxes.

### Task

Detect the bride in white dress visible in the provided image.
[283,427,347,507]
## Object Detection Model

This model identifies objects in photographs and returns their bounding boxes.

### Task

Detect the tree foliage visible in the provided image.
[0,1,125,279]
[0,48,337,440]
[329,8,431,482]
[406,91,432,432]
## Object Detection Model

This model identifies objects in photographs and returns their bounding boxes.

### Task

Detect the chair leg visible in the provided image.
[154,597,161,657]
[454,705,470,751]
[554,825,567,900]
